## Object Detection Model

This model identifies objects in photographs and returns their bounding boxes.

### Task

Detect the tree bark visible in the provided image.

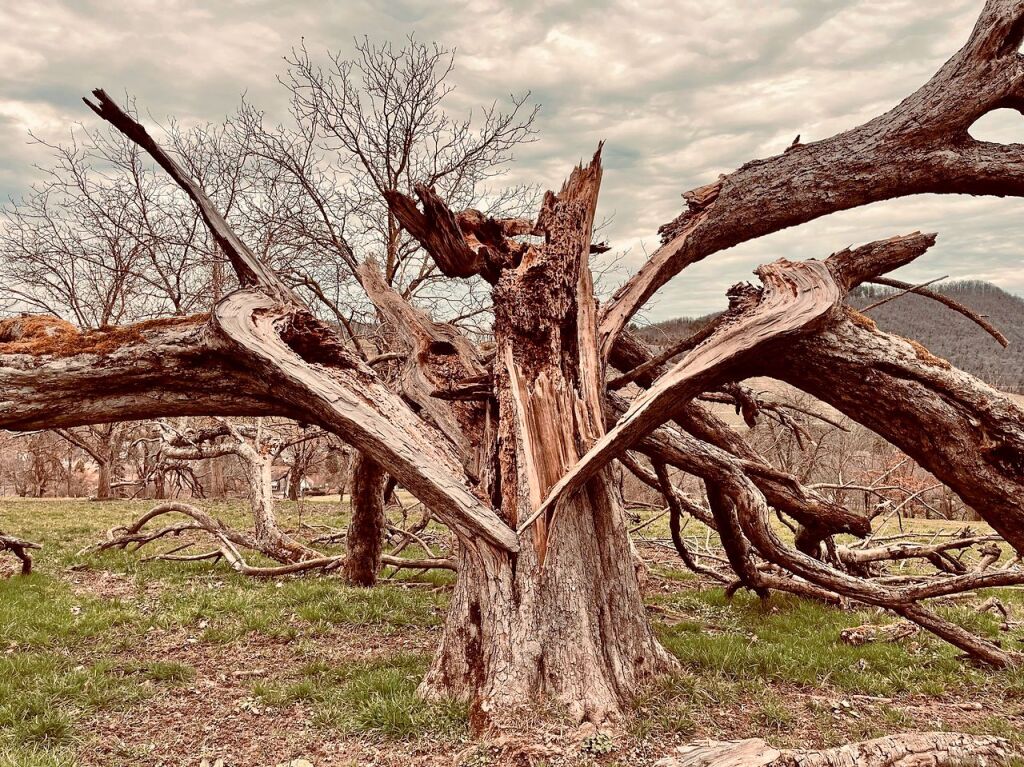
[417,149,675,725]
[10,44,1021,735]
[767,316,1024,554]
[207,455,227,499]
[344,453,387,586]
[95,458,112,501]
[597,0,1024,351]
[656,733,1012,767]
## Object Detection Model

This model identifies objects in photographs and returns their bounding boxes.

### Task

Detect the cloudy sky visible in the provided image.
[2,0,1022,320]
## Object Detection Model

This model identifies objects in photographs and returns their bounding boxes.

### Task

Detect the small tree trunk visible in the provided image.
[287,467,301,501]
[152,468,166,500]
[95,459,111,500]
[344,453,387,587]
[235,440,317,563]
[335,450,352,499]
[207,455,227,499]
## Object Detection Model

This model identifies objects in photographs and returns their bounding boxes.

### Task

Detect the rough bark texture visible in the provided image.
[213,289,518,553]
[597,0,1024,352]
[536,256,848,524]
[5,3,1024,729]
[418,149,675,724]
[344,453,387,587]
[656,733,1013,767]
[1,532,41,575]
[766,315,1024,554]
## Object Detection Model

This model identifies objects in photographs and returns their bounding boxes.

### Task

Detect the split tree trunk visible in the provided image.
[419,150,674,725]
[344,453,387,586]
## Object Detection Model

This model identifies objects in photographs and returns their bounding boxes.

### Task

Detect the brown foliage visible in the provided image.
[0,314,208,357]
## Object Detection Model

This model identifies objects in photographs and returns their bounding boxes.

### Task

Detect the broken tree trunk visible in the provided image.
[8,1,1024,728]
[410,149,675,724]
[532,256,849,527]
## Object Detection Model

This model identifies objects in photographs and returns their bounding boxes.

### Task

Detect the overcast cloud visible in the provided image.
[1,0,1022,320]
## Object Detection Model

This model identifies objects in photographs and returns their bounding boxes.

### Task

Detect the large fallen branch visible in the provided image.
[656,732,1014,767]
[83,501,455,578]
[530,254,857,531]
[598,0,1024,352]
[80,90,519,556]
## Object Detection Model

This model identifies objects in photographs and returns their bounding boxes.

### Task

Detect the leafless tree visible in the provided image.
[4,6,1024,761]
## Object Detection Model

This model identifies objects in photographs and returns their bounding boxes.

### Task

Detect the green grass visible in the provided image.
[0,653,149,750]
[1,497,1022,760]
[0,498,459,760]
[652,586,1024,698]
[0,746,77,767]
[253,653,466,739]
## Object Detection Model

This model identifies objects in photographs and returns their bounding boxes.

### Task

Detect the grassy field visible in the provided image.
[1,497,1022,766]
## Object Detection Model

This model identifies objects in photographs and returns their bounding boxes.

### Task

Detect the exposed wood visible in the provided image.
[656,732,1012,767]
[608,314,723,391]
[765,317,1024,553]
[598,0,1024,353]
[609,331,868,545]
[213,290,518,553]
[383,185,490,280]
[419,147,676,724]
[0,316,288,431]
[532,256,850,531]
[382,185,532,283]
[358,261,491,479]
[5,0,1024,726]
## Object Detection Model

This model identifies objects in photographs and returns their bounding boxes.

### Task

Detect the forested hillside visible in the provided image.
[635,281,1024,392]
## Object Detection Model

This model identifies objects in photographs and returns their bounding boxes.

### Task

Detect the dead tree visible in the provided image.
[3,3,1024,743]
[86,420,451,578]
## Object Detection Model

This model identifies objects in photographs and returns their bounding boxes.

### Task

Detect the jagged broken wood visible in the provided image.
[3,0,1024,727]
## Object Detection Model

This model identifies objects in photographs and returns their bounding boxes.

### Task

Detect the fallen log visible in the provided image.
[656,732,1014,767]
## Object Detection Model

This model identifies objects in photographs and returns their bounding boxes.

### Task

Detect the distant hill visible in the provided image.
[633,280,1024,393]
